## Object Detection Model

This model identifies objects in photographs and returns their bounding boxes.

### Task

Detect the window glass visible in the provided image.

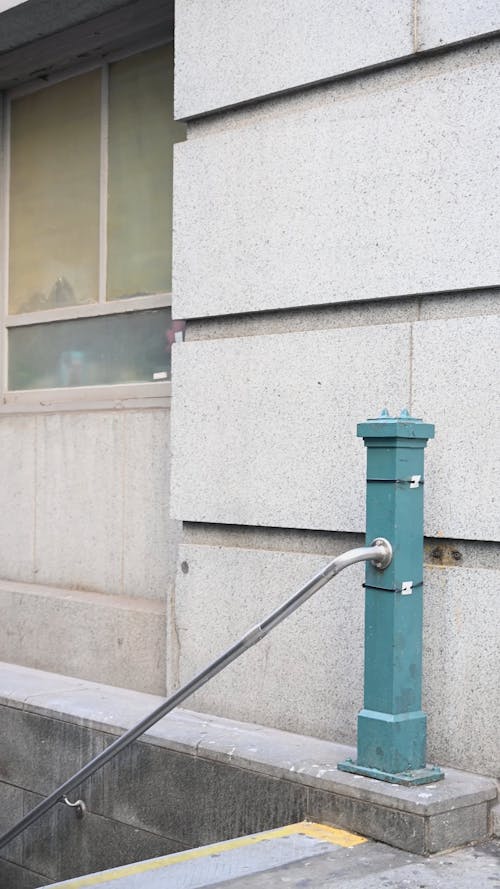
[106,44,186,300]
[8,309,174,390]
[9,70,101,314]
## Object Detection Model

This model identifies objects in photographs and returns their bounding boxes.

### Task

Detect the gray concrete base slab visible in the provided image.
[0,662,496,871]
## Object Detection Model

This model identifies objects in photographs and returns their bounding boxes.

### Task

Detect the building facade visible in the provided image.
[0,0,498,793]
[171,0,500,779]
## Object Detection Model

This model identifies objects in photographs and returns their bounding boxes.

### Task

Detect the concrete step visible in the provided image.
[37,830,500,889]
[196,840,500,889]
[39,822,369,888]
[0,579,166,694]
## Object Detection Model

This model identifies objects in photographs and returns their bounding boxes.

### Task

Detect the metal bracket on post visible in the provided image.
[61,796,86,819]
[370,537,392,570]
[338,408,444,786]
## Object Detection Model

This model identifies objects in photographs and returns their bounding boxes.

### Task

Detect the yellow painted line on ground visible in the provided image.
[53,821,367,888]
[284,822,367,847]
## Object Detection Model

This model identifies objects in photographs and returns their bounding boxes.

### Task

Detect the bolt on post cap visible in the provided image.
[357,408,435,441]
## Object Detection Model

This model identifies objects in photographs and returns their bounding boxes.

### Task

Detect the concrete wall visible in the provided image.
[0,408,177,694]
[171,4,500,778]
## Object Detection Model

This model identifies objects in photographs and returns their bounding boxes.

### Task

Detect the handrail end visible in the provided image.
[370,538,393,570]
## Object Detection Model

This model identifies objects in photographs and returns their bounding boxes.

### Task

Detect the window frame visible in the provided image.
[0,38,177,413]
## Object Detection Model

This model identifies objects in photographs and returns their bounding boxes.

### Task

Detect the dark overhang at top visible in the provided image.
[0,0,175,89]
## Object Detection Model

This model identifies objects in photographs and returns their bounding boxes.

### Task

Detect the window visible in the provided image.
[1,42,185,406]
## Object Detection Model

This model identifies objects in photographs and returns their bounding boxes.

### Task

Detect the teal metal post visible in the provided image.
[338,409,443,785]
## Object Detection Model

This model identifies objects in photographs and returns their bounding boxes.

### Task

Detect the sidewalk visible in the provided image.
[211,838,500,888]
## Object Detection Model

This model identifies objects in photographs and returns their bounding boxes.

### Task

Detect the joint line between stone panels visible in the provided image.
[0,850,47,875]
[0,776,38,795]
[21,782,185,846]
[120,413,127,597]
[182,522,364,551]
[188,35,500,142]
[305,784,311,820]
[33,413,38,580]
[167,581,181,693]
[412,0,420,54]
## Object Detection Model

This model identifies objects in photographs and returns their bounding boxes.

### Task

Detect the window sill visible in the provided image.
[5,292,172,327]
[1,381,171,414]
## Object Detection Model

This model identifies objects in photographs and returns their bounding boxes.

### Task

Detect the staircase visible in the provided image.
[39,822,367,888]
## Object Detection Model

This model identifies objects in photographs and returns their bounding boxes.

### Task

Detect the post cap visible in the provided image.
[357,408,435,441]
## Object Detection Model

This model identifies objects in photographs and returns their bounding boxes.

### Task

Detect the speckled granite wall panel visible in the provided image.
[175,0,413,118]
[171,323,411,531]
[417,1,500,50]
[171,544,500,776]
[173,43,500,318]
[412,314,500,542]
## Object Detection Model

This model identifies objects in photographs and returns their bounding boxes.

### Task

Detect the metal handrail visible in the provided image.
[0,537,392,851]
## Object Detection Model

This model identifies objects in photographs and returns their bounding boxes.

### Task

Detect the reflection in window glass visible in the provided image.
[8,309,175,390]
[9,71,101,314]
[107,44,186,300]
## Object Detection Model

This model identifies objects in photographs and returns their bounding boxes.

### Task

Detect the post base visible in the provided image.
[337,759,444,786]
[356,708,428,775]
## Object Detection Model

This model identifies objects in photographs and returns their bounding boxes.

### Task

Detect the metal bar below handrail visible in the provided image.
[0,538,392,851]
